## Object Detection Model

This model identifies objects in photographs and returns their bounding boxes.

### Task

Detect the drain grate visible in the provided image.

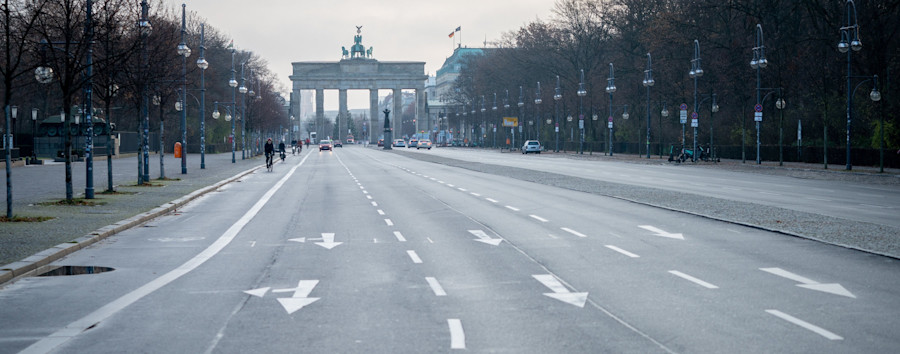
[37,266,115,277]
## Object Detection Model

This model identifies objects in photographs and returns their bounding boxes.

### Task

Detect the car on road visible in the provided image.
[346,138,354,144]
[417,139,432,150]
[318,140,333,151]
[408,138,418,148]
[377,139,384,147]
[522,140,542,154]
[392,139,406,147]
[333,140,343,148]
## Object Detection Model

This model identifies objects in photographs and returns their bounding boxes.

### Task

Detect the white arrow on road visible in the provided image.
[468,230,503,246]
[760,267,856,298]
[315,233,343,249]
[638,225,684,240]
[243,287,271,298]
[273,280,321,314]
[532,274,588,308]
[288,237,306,243]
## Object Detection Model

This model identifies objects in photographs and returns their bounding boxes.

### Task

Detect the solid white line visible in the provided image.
[505,206,520,211]
[384,219,394,226]
[22,154,311,354]
[669,270,718,289]
[426,277,447,296]
[485,198,498,203]
[606,245,639,258]
[394,231,407,242]
[561,227,586,238]
[448,319,466,349]
[407,250,423,264]
[377,210,385,215]
[530,215,549,222]
[766,310,843,340]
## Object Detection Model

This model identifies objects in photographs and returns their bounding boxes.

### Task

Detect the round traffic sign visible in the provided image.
[680,103,688,111]
[691,112,699,119]
[754,103,763,112]
[608,116,613,122]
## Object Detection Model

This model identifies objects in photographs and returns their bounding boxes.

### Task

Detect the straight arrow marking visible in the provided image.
[314,233,342,249]
[467,230,503,246]
[760,267,817,284]
[638,225,684,240]
[532,274,588,308]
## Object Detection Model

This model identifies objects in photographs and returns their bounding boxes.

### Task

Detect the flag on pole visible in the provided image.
[448,32,455,38]
[455,26,461,32]
[227,39,234,50]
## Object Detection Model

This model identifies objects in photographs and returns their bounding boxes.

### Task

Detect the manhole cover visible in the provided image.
[37,266,115,277]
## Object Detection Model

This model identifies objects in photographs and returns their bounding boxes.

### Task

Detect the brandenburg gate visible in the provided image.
[289,27,427,142]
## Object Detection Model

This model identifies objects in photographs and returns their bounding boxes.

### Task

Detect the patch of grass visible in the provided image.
[157,177,181,181]
[0,215,54,223]
[100,190,137,195]
[38,198,107,206]
[131,182,163,187]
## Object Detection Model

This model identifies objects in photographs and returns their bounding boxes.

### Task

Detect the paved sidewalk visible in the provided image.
[1,151,275,283]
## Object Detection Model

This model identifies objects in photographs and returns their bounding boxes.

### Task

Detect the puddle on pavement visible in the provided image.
[37,266,115,277]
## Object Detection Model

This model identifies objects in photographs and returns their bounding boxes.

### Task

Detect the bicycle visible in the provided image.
[265,152,274,172]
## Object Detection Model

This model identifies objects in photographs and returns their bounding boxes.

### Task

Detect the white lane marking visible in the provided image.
[359,186,364,189]
[448,319,466,349]
[394,231,407,242]
[561,227,586,238]
[505,205,520,211]
[766,310,843,340]
[609,232,623,238]
[726,228,741,234]
[638,225,684,240]
[366,195,373,199]
[371,201,378,207]
[546,234,559,239]
[407,250,423,264]
[426,277,447,296]
[760,267,817,285]
[530,215,549,222]
[458,188,467,192]
[759,191,781,196]
[249,241,257,247]
[314,233,342,249]
[363,190,369,194]
[468,229,503,246]
[447,184,455,188]
[23,154,311,354]
[438,180,445,184]
[485,198,499,203]
[606,245,639,258]
[427,237,434,244]
[384,219,394,226]
[429,177,437,181]
[470,192,481,197]
[669,270,718,289]
[377,210,385,215]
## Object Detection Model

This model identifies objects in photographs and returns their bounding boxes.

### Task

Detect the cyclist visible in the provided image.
[291,139,298,155]
[278,140,286,161]
[264,138,275,169]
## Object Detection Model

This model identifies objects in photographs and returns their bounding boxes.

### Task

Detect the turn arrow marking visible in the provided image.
[468,230,503,246]
[532,274,588,308]
[243,287,270,298]
[760,268,856,298]
[638,225,684,240]
[273,280,321,314]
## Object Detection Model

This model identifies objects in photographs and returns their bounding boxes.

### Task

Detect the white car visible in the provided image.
[522,140,542,154]
[392,139,406,147]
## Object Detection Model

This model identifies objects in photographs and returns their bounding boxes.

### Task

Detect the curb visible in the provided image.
[0,164,262,285]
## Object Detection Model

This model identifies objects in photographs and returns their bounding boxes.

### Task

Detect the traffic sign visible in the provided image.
[608,116,613,122]
[754,111,763,122]
[680,110,687,124]
[755,103,763,112]
[680,103,688,111]
[691,112,699,119]
[608,121,613,128]
[691,118,699,127]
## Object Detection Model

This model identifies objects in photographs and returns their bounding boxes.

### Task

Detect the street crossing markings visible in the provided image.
[766,310,843,340]
[407,250,423,264]
[426,277,447,296]
[669,270,718,289]
[561,227,586,238]
[448,319,466,349]
[606,245,639,258]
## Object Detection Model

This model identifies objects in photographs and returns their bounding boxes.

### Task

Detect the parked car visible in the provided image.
[522,140,542,154]
[417,139,432,150]
[392,139,406,147]
[319,140,333,151]
[408,138,418,148]
[333,140,343,148]
[377,139,384,147]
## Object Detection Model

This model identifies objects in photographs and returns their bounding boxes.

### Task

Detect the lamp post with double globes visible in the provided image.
[518,86,524,145]
[228,47,238,163]
[535,81,542,141]
[605,63,616,156]
[577,69,587,154]
[176,3,191,174]
[839,0,863,170]
[197,24,209,169]
[689,40,704,162]
[643,53,655,158]
[751,24,768,165]
[139,0,152,184]
[554,76,562,152]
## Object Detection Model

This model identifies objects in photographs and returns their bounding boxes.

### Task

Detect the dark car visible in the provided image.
[333,140,343,148]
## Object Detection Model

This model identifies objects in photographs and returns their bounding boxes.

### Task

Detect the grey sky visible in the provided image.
[170,0,555,109]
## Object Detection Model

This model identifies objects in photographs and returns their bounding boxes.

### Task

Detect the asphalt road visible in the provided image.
[1,145,898,353]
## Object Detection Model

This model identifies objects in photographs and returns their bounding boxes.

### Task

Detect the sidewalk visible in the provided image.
[1,152,269,284]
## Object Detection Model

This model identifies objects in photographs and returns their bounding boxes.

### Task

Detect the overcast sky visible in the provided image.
[167,0,556,109]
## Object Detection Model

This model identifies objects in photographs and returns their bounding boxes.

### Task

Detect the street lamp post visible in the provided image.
[229,47,238,163]
[177,3,191,174]
[577,69,587,154]
[480,95,486,147]
[239,63,248,160]
[605,63,616,156]
[31,108,38,161]
[492,92,498,148]
[776,97,786,166]
[197,24,208,169]
[710,94,719,160]
[643,53,655,159]
[751,24,768,165]
[83,0,95,198]
[535,82,542,142]
[660,103,669,158]
[839,0,863,170]
[518,86,524,147]
[139,0,152,184]
[383,108,392,150]
[554,76,562,153]
[690,40,704,162]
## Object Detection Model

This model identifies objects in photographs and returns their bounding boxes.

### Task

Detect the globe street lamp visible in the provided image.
[554,76,562,152]
[605,63,616,156]
[197,24,209,169]
[229,46,238,163]
[776,97,786,166]
[839,0,863,170]
[642,53,655,158]
[177,3,191,174]
[535,81,542,141]
[660,103,669,157]
[690,40,704,162]
[480,95,486,148]
[751,24,768,164]
[518,86,524,145]
[577,69,587,154]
